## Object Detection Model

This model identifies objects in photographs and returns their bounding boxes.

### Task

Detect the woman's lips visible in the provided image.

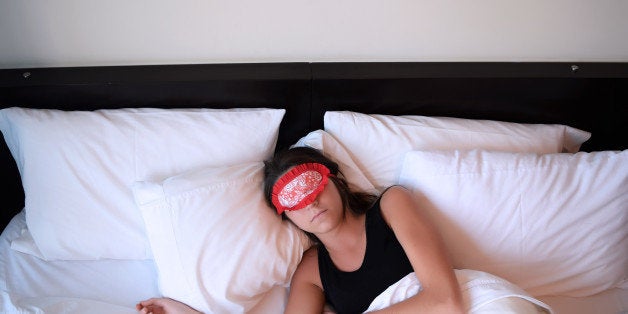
[311,209,327,222]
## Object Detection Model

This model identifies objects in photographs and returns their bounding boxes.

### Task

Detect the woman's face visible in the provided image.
[284,179,345,235]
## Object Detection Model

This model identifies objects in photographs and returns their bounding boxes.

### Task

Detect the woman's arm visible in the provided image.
[373,186,464,314]
[136,297,203,314]
[284,246,327,314]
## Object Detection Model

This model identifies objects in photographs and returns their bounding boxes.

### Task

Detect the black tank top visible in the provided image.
[318,197,414,314]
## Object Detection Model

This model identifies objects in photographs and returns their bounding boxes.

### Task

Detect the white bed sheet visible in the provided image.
[0,210,158,313]
[538,289,628,314]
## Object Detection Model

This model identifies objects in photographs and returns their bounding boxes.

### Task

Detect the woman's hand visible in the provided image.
[136,297,203,314]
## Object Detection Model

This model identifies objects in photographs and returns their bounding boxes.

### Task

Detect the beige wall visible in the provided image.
[1,0,627,69]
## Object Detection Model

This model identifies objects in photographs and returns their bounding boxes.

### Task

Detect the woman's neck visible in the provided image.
[318,212,367,271]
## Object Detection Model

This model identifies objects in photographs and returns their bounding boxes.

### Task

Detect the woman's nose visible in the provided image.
[306,200,319,211]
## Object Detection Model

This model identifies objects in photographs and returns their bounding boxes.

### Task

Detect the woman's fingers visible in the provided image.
[136,299,161,314]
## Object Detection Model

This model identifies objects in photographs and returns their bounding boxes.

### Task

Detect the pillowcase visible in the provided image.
[132,162,311,313]
[324,111,591,191]
[292,129,377,195]
[398,149,627,297]
[0,107,285,260]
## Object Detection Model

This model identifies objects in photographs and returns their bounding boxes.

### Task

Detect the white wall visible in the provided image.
[1,0,627,69]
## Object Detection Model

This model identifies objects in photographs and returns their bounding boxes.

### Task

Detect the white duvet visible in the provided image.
[0,292,136,314]
[366,269,553,314]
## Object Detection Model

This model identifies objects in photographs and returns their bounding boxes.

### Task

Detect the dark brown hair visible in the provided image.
[263,146,377,242]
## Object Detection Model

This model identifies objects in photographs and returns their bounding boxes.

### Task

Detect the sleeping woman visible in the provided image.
[137,146,463,314]
[263,146,463,314]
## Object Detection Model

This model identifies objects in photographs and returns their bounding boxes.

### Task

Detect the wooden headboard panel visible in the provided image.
[1,62,627,230]
[310,62,628,152]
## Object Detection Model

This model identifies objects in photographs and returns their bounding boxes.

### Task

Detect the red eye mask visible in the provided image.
[271,163,331,215]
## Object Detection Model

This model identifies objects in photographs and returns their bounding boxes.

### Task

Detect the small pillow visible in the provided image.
[398,149,627,297]
[0,107,285,260]
[324,111,591,191]
[133,162,311,313]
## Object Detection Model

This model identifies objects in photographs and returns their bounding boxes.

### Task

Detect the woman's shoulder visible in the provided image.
[302,245,319,262]
[380,185,412,205]
[379,185,419,221]
[292,245,322,286]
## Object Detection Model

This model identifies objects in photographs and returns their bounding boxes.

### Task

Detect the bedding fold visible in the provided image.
[365,269,553,313]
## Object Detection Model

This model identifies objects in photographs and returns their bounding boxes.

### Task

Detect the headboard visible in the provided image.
[1,62,627,231]
[310,62,627,152]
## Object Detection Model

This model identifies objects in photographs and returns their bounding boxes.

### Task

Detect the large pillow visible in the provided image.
[324,111,591,191]
[0,107,285,260]
[398,149,627,297]
[132,162,311,313]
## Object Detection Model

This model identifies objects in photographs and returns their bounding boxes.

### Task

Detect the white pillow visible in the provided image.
[398,149,627,297]
[132,162,311,313]
[292,130,377,195]
[324,111,591,191]
[0,107,285,260]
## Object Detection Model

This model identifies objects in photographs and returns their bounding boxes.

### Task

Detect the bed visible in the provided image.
[0,62,626,313]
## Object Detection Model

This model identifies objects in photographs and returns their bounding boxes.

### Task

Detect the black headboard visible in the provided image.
[310,62,627,152]
[1,62,627,231]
